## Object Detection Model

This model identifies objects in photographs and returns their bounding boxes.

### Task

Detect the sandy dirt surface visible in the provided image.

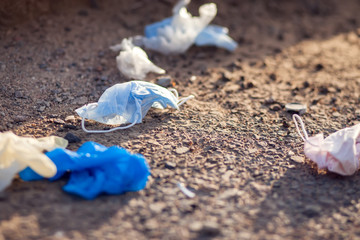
[1,0,360,239]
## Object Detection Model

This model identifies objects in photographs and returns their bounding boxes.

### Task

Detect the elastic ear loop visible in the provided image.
[168,88,194,107]
[292,114,318,147]
[169,88,179,98]
[81,116,139,133]
[178,95,194,107]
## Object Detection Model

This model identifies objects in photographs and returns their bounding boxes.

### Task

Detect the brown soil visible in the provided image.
[1,0,360,239]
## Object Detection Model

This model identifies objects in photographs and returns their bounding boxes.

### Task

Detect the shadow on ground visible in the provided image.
[253,164,360,234]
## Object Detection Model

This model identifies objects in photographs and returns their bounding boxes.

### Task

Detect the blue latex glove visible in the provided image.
[19,142,150,200]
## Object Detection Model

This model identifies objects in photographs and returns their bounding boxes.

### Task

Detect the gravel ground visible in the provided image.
[1,0,360,239]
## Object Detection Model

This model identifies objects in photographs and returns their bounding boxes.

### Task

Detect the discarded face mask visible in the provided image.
[75,81,194,133]
[20,141,150,200]
[141,0,217,54]
[146,20,237,52]
[293,114,360,176]
[0,131,68,191]
[110,38,165,80]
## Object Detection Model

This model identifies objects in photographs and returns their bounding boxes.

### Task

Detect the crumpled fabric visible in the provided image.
[141,0,217,54]
[194,25,237,51]
[0,131,68,191]
[293,114,360,176]
[75,81,193,133]
[20,141,150,200]
[304,125,360,176]
[110,38,165,80]
[145,19,237,52]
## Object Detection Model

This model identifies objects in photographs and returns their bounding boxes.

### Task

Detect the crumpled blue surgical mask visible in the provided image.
[75,81,194,133]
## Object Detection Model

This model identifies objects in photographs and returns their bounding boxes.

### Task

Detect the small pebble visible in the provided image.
[157,76,173,88]
[14,115,27,123]
[149,202,166,214]
[269,73,277,81]
[38,63,48,69]
[38,106,46,112]
[264,98,275,105]
[314,63,324,72]
[63,124,77,130]
[65,115,76,123]
[53,119,65,124]
[270,103,282,111]
[220,71,231,82]
[332,111,341,117]
[165,161,177,169]
[303,81,310,88]
[302,204,321,218]
[200,222,221,236]
[53,231,65,238]
[290,155,303,163]
[189,221,203,232]
[14,91,23,98]
[285,103,307,114]
[145,219,159,230]
[175,147,190,154]
[100,76,108,81]
[64,132,81,143]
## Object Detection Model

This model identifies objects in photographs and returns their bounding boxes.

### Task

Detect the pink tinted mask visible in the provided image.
[293,114,360,176]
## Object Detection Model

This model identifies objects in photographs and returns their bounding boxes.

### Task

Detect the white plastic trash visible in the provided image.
[142,0,217,54]
[110,38,165,80]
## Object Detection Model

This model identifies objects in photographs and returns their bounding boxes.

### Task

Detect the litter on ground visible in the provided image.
[141,0,217,54]
[19,141,150,199]
[75,81,194,133]
[293,114,360,176]
[0,132,68,191]
[110,38,165,80]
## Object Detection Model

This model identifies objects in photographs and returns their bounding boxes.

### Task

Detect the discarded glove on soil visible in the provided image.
[75,81,194,133]
[20,141,150,200]
[293,114,360,175]
[141,0,217,54]
[110,38,165,80]
[0,131,68,191]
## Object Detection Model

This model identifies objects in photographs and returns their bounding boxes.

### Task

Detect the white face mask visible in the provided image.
[75,81,194,133]
[293,114,360,175]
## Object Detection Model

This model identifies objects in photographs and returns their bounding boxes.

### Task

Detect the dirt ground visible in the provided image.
[0,0,360,239]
